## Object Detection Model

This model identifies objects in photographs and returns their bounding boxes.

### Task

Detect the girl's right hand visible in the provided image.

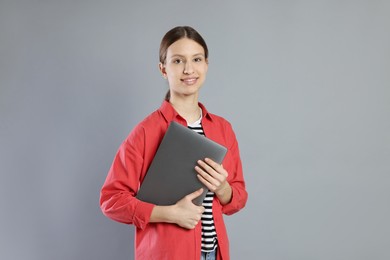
[173,188,205,229]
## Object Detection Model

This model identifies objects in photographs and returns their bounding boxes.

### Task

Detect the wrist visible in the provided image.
[150,205,177,224]
[215,183,232,205]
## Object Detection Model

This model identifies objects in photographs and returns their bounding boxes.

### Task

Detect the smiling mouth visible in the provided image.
[181,77,198,85]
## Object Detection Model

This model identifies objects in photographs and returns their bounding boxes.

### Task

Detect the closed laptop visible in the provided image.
[136,121,227,206]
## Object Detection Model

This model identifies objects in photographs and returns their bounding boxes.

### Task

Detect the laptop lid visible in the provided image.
[136,121,227,206]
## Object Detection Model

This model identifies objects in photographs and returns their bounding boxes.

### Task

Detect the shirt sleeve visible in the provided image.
[100,125,155,229]
[220,123,248,215]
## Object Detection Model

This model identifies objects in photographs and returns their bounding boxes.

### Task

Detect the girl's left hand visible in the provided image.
[195,158,232,204]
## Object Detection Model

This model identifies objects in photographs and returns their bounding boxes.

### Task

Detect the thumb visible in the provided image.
[186,188,204,200]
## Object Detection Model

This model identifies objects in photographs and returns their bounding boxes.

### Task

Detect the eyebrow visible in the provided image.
[170,53,205,58]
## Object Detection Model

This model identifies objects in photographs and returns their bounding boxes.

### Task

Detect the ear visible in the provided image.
[159,63,167,78]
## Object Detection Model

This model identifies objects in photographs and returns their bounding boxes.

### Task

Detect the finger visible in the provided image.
[196,171,218,191]
[186,188,204,200]
[205,158,228,177]
[190,220,198,229]
[195,165,220,186]
[204,158,221,170]
[197,160,218,176]
[196,162,226,186]
[199,159,226,179]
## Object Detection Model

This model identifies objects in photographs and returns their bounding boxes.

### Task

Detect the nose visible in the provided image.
[183,61,194,74]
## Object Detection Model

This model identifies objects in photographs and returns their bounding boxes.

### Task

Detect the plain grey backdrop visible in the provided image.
[1,0,389,259]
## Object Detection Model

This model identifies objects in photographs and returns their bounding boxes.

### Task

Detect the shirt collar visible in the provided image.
[159,100,213,123]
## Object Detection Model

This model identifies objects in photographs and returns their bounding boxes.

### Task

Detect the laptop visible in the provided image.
[136,121,227,206]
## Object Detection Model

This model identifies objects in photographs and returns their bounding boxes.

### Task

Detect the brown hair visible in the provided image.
[159,26,209,100]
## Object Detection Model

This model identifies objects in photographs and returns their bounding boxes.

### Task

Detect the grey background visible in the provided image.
[1,1,389,259]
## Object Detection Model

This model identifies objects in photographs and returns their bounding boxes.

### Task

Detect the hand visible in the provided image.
[173,188,205,229]
[195,158,232,204]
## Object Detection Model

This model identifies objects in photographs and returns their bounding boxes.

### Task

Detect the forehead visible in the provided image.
[166,38,205,57]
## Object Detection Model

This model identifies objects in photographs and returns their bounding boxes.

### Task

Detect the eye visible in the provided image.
[194,57,202,62]
[173,59,183,64]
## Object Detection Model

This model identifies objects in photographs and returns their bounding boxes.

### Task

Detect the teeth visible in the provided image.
[183,78,196,83]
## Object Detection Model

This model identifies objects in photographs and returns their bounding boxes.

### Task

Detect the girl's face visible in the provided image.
[160,38,208,99]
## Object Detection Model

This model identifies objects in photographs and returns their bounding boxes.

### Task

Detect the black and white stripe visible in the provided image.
[200,191,217,251]
[187,125,204,136]
[187,122,218,252]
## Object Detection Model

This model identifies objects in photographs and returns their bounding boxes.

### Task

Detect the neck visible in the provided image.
[169,95,201,124]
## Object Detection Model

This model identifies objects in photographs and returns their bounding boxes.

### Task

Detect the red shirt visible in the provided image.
[100,101,248,260]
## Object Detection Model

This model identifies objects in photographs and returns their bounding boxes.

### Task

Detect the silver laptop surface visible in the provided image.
[136,121,227,206]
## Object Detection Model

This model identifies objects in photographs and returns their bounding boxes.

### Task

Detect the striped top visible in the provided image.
[188,114,218,253]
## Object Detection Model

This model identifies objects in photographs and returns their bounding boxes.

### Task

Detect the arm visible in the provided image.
[100,126,154,229]
[196,123,248,214]
[100,125,205,229]
[195,159,232,205]
[150,188,205,229]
